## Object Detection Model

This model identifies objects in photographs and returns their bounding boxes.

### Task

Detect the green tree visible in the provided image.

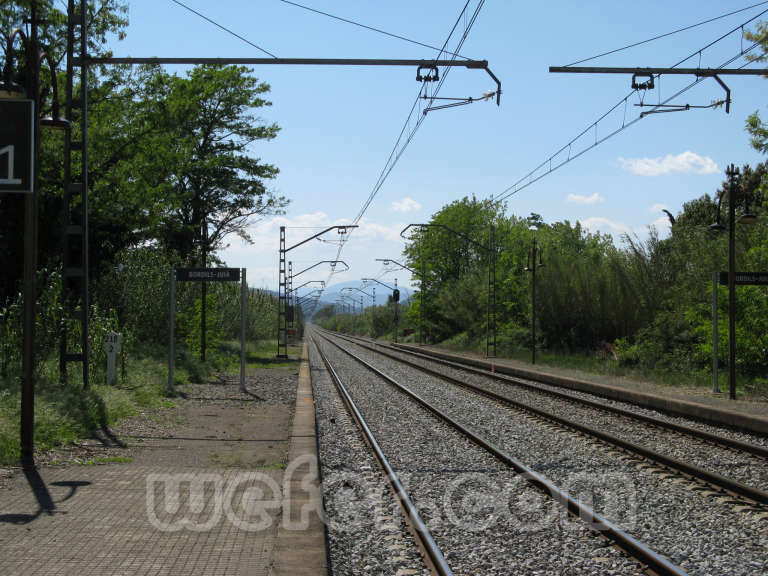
[148,65,285,263]
[745,21,768,154]
[0,0,129,302]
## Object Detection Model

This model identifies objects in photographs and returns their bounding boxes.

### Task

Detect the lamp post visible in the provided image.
[524,234,545,365]
[377,258,423,345]
[710,164,757,400]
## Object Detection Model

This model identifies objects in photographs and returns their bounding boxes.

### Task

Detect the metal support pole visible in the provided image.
[394,279,399,344]
[420,252,424,346]
[277,226,287,358]
[486,224,496,358]
[240,268,246,392]
[713,271,719,393]
[60,0,89,386]
[727,165,737,400]
[169,268,175,392]
[372,287,376,338]
[200,247,207,362]
[492,240,497,357]
[79,0,89,387]
[287,260,293,345]
[532,238,537,365]
[20,0,41,468]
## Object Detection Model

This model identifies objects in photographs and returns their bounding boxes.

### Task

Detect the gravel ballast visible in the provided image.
[310,343,429,576]
[313,334,651,576]
[322,333,768,576]
[370,339,768,490]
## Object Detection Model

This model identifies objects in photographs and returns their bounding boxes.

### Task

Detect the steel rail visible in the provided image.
[316,331,688,576]
[388,341,768,456]
[326,330,768,506]
[310,335,454,576]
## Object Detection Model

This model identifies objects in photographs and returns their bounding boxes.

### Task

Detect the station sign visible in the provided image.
[176,268,241,282]
[0,99,35,194]
[718,272,768,286]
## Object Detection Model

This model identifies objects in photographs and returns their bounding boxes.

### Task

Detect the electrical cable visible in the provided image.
[565,1,768,67]
[168,0,278,58]
[492,9,768,206]
[351,0,483,226]
[322,0,486,290]
[277,0,470,59]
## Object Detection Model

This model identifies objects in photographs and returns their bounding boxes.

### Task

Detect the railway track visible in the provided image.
[324,329,768,503]
[314,328,768,575]
[312,337,450,575]
[311,330,688,576]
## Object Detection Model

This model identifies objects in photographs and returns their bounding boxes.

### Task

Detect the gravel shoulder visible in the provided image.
[412,343,768,417]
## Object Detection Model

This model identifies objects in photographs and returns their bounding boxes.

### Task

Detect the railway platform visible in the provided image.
[0,344,326,576]
[394,343,768,435]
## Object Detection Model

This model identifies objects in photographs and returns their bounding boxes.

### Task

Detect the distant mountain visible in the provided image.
[310,281,377,310]
[298,279,414,317]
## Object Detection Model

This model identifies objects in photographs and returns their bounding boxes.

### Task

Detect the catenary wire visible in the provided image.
[492,8,768,206]
[350,0,483,227]
[493,43,759,206]
[310,0,485,309]
[565,1,768,67]
[277,0,470,59]
[168,0,278,58]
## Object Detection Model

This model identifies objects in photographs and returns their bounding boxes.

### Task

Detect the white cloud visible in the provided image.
[567,192,603,205]
[650,203,669,213]
[391,197,421,213]
[618,151,719,176]
[650,216,671,230]
[353,217,404,243]
[580,217,630,236]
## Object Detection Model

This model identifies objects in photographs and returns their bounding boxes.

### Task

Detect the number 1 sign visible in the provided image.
[0,99,34,194]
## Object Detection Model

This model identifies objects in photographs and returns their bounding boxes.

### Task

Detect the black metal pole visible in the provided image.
[486,225,494,357]
[727,164,737,400]
[532,238,537,365]
[21,0,40,468]
[79,0,90,389]
[420,251,424,345]
[200,232,207,362]
[394,279,399,344]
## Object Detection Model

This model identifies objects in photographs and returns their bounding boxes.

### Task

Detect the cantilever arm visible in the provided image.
[376,258,421,278]
[362,278,396,292]
[294,260,349,278]
[286,225,358,253]
[400,223,490,253]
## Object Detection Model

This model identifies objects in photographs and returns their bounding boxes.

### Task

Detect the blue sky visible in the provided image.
[112,1,768,293]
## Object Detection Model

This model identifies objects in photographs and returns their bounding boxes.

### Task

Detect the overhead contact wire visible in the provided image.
[321,0,485,295]
[277,0,469,59]
[493,9,768,205]
[565,1,768,66]
[169,0,278,58]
